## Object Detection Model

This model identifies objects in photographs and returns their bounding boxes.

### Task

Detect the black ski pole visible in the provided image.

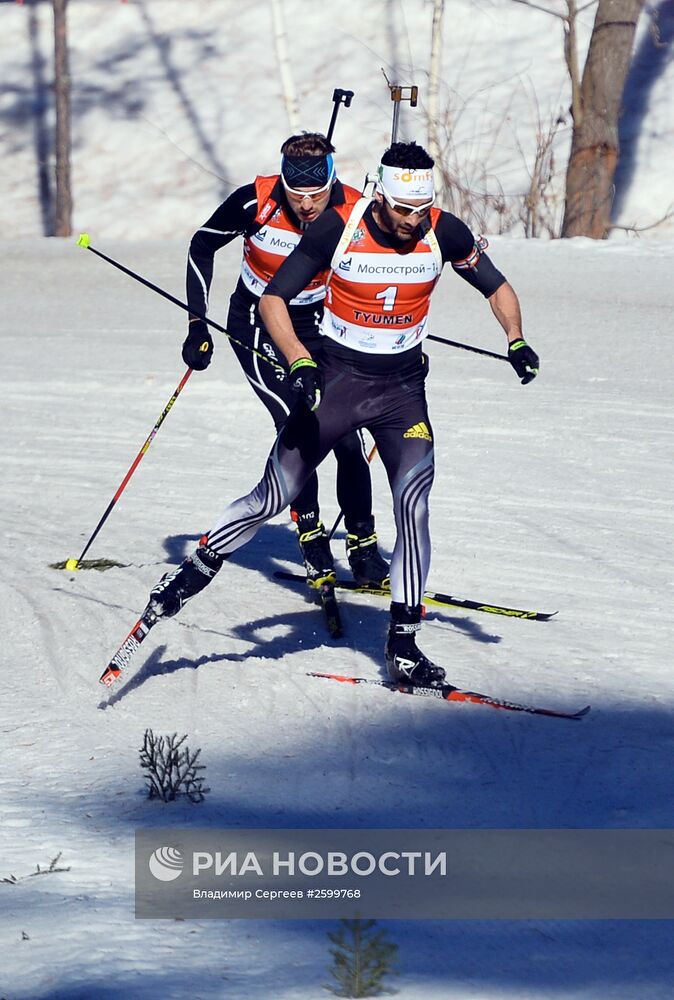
[78,238,507,365]
[76,234,286,374]
[327,443,378,541]
[427,333,508,362]
[326,88,354,143]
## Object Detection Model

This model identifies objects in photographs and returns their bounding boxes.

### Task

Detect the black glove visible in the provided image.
[288,357,324,412]
[182,320,213,370]
[508,339,539,385]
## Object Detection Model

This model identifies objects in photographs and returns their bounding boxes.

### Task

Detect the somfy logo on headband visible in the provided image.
[377,164,434,200]
[393,170,434,184]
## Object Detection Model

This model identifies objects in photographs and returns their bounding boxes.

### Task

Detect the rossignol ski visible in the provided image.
[308,672,590,720]
[99,606,158,688]
[275,571,556,621]
[98,615,589,718]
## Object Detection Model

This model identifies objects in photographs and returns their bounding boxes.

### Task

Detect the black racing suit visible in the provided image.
[204,202,506,606]
[186,179,373,527]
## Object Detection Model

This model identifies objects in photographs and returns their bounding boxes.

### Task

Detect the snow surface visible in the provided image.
[2,0,674,239]
[3,0,674,995]
[2,234,674,997]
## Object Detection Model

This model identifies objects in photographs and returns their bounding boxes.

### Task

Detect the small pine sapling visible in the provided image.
[325,918,398,997]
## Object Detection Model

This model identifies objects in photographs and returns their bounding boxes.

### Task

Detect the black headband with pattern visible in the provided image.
[280,154,335,188]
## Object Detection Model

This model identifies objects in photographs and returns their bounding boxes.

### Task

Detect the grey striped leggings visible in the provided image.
[207,352,435,607]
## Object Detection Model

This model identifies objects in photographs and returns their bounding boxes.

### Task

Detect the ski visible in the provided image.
[275,571,556,621]
[318,580,343,639]
[308,672,590,720]
[304,577,343,639]
[99,606,158,688]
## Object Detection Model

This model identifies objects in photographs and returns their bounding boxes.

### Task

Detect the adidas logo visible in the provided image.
[403,422,432,442]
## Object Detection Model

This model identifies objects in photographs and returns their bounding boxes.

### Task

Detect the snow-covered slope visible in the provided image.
[1,235,673,997]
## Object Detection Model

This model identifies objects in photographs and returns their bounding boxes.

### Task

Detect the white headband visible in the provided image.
[377,163,435,200]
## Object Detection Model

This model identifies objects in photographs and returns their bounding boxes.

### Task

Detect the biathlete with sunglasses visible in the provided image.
[148,141,539,687]
[182,132,389,589]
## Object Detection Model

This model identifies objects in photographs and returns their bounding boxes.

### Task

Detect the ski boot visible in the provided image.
[346,517,390,587]
[293,510,335,588]
[385,602,446,688]
[149,541,224,619]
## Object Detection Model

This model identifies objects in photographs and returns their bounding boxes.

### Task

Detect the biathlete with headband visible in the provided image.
[148,141,540,687]
[183,132,388,589]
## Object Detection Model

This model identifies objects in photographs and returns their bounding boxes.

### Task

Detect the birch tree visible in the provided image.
[427,0,447,200]
[270,0,300,132]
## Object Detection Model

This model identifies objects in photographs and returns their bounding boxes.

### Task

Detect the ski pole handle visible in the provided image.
[326,88,354,143]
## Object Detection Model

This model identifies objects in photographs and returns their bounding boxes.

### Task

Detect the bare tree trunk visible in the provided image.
[53,0,72,237]
[561,0,644,238]
[564,0,583,126]
[428,0,450,207]
[427,0,444,160]
[270,0,300,133]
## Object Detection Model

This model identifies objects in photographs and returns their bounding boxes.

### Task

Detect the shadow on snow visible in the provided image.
[27,536,674,996]
[612,0,674,219]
